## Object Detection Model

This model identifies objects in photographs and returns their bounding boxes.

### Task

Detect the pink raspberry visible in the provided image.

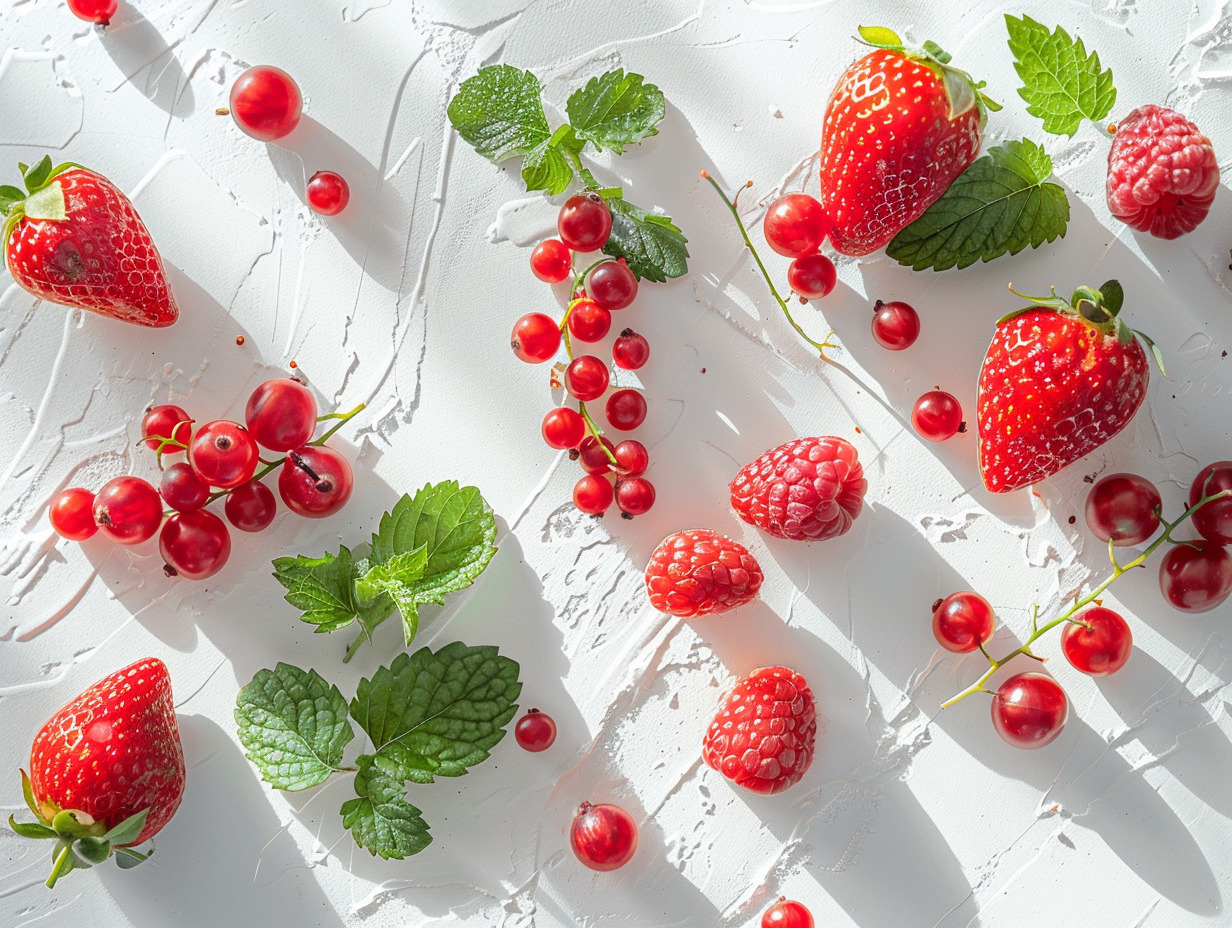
[729,436,867,541]
[644,529,763,618]
[1106,105,1219,240]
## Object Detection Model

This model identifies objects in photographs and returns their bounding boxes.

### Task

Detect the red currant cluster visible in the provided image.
[48,378,362,581]
[513,193,656,519]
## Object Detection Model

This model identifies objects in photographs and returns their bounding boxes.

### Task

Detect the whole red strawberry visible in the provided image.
[730,436,867,541]
[978,281,1159,493]
[703,665,816,794]
[819,27,998,256]
[10,657,185,887]
[2,156,178,327]
[645,529,763,617]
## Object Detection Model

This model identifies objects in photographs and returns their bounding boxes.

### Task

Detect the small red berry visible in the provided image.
[230,66,302,141]
[50,488,98,541]
[912,391,963,442]
[511,313,561,363]
[604,389,646,431]
[612,329,650,370]
[531,239,572,283]
[871,300,920,350]
[573,474,614,515]
[514,709,556,752]
[306,171,349,215]
[787,253,836,300]
[566,299,611,343]
[615,477,655,517]
[542,407,586,450]
[564,356,609,402]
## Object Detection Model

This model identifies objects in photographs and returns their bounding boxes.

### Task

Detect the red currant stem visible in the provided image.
[578,401,619,465]
[942,488,1232,708]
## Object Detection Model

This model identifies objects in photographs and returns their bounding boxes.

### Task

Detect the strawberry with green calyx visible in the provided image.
[820,26,1000,256]
[977,280,1164,494]
[2,156,178,327]
[9,657,185,887]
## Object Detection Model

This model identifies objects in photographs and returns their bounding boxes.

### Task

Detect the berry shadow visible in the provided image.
[99,4,194,118]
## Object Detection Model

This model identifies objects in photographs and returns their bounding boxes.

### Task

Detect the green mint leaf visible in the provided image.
[886,139,1069,272]
[602,197,689,282]
[355,548,430,645]
[566,70,666,155]
[340,756,431,860]
[447,65,551,163]
[234,664,354,791]
[351,642,521,785]
[1005,14,1116,136]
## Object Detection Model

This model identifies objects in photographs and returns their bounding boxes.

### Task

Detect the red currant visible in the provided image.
[1158,541,1232,613]
[306,171,350,215]
[763,194,829,257]
[570,802,638,871]
[93,476,163,545]
[245,378,318,452]
[189,420,260,489]
[557,194,611,252]
[588,260,638,311]
[604,389,646,431]
[160,509,232,581]
[573,474,614,515]
[159,462,211,513]
[762,899,814,928]
[542,407,586,450]
[871,300,920,351]
[279,445,353,518]
[613,439,649,476]
[787,254,836,300]
[564,356,609,402]
[566,299,611,343]
[1189,461,1232,546]
[578,436,616,475]
[912,391,963,442]
[225,479,277,533]
[142,404,192,453]
[230,66,302,141]
[612,329,649,370]
[50,488,97,541]
[991,673,1067,749]
[531,239,572,283]
[511,313,561,363]
[932,591,994,653]
[514,709,557,752]
[1061,607,1132,676]
[615,477,655,517]
[66,0,117,24]
[1084,473,1161,546]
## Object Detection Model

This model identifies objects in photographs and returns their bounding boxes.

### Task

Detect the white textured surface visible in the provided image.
[2,0,1232,925]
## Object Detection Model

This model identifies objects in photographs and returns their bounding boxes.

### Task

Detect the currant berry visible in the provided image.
[245,378,318,452]
[1158,541,1232,613]
[762,899,814,928]
[932,591,994,653]
[566,299,611,343]
[93,476,163,545]
[279,445,354,518]
[1189,461,1232,545]
[542,407,586,450]
[573,474,614,515]
[224,479,277,533]
[578,436,616,475]
[142,404,192,453]
[588,261,638,311]
[531,239,572,283]
[50,488,98,541]
[159,462,211,513]
[991,673,1068,749]
[763,194,829,257]
[514,709,557,752]
[570,802,638,871]
[1061,607,1132,676]
[613,439,649,476]
[557,194,611,252]
[564,356,609,402]
[189,420,260,489]
[230,65,302,141]
[605,389,646,431]
[612,329,650,370]
[511,313,561,363]
[306,171,350,215]
[787,253,836,300]
[1084,473,1161,546]
[67,0,117,25]
[871,300,920,350]
[912,391,963,442]
[160,509,232,581]
[615,477,655,517]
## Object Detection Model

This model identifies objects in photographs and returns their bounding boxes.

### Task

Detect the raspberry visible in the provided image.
[1106,105,1219,240]
[702,666,816,794]
[729,437,867,541]
[644,529,763,617]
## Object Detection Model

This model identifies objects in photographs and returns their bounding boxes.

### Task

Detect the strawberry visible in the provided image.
[645,529,763,618]
[819,27,998,256]
[977,280,1162,493]
[9,657,185,887]
[1,156,178,327]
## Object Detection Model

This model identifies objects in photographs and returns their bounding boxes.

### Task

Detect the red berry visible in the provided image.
[573,474,614,515]
[912,391,963,442]
[229,66,302,141]
[67,0,118,24]
[306,171,349,215]
[1085,473,1161,546]
[1159,541,1232,613]
[557,194,611,252]
[588,261,637,311]
[570,802,638,871]
[1189,461,1232,546]
[245,378,318,452]
[50,488,97,541]
[991,673,1068,749]
[604,389,646,431]
[279,445,354,518]
[566,299,611,343]
[142,404,192,453]
[613,439,649,476]
[615,477,655,517]
[763,899,814,928]
[511,313,561,363]
[159,462,211,513]
[612,329,650,370]
[787,253,836,300]
[542,407,586,450]
[514,709,556,752]
[763,194,829,257]
[160,510,231,580]
[578,435,616,474]
[932,591,995,653]
[564,356,609,402]
[645,529,763,617]
[188,420,260,489]
[93,476,163,545]
[224,479,277,533]
[1061,606,1132,676]
[531,239,572,283]
[871,300,920,350]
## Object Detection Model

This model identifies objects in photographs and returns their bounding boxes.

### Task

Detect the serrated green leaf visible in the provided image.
[566,70,666,155]
[521,135,574,195]
[447,65,551,163]
[355,548,430,645]
[1005,14,1116,136]
[351,642,521,786]
[886,139,1070,272]
[602,196,689,282]
[340,756,432,860]
[234,664,355,791]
